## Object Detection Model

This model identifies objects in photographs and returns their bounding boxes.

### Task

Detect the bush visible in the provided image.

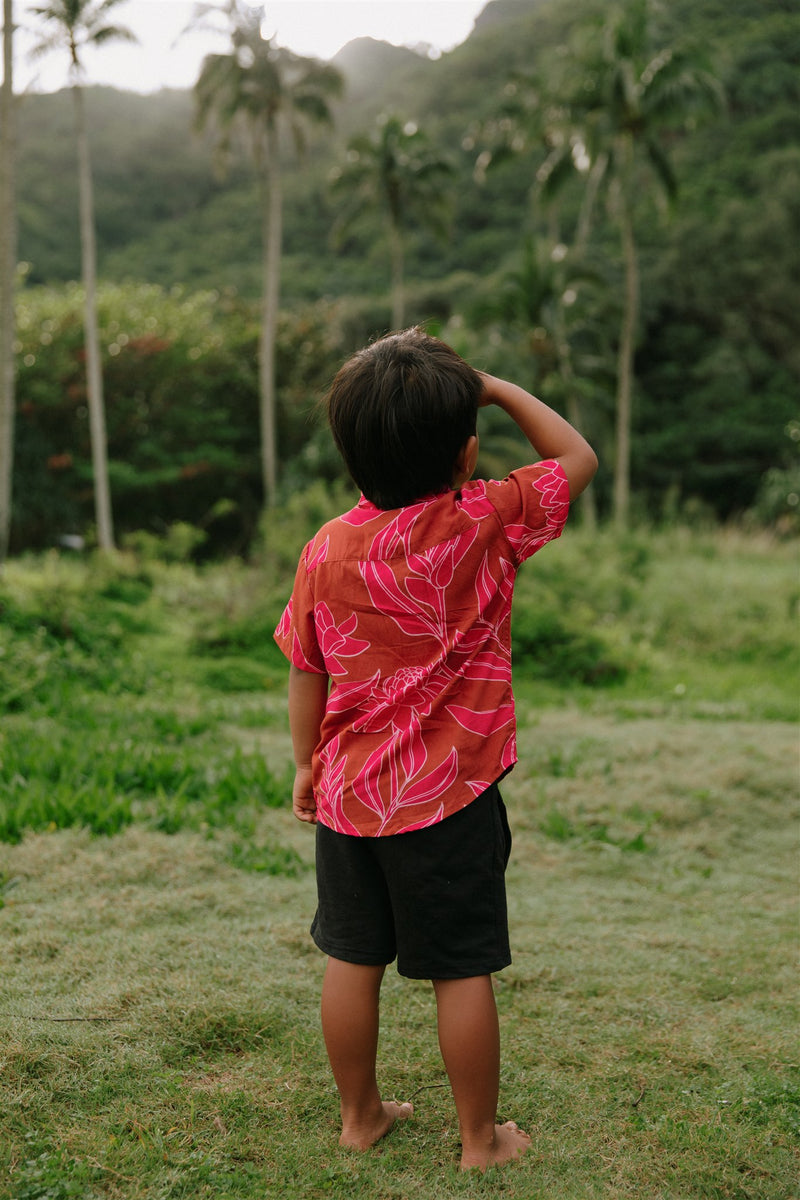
[11,284,348,556]
[0,554,157,714]
[748,463,800,536]
[512,606,627,685]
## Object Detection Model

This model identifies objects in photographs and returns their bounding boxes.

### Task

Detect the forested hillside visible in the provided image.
[8,0,800,552]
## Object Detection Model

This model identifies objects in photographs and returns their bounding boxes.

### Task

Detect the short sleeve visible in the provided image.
[482,459,570,565]
[273,543,327,673]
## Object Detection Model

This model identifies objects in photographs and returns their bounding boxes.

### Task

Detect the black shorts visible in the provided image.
[310,782,512,980]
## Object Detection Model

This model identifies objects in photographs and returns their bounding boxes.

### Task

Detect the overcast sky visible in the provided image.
[11,0,489,94]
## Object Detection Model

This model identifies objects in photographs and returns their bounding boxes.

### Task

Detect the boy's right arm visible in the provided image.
[288,663,329,824]
[479,373,598,499]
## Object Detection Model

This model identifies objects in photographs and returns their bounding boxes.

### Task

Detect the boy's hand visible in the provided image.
[292,765,318,824]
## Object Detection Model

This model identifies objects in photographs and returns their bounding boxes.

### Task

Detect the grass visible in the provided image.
[0,527,798,1198]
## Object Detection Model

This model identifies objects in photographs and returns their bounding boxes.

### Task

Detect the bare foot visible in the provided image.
[339,1100,414,1151]
[460,1120,532,1172]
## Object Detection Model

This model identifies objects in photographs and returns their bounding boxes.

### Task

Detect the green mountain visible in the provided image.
[10,0,610,295]
[9,0,800,536]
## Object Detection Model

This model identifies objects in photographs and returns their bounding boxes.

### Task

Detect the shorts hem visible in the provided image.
[398,954,512,981]
[311,925,395,968]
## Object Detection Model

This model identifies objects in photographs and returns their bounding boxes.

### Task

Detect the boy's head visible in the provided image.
[326,327,482,509]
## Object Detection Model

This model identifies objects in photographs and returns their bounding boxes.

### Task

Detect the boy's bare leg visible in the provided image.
[433,975,531,1171]
[321,956,413,1149]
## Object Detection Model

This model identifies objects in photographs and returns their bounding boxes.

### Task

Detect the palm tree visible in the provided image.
[473,81,604,521]
[476,237,603,525]
[483,6,722,526]
[29,0,136,550]
[332,114,453,330]
[193,0,342,510]
[567,0,724,525]
[0,0,15,564]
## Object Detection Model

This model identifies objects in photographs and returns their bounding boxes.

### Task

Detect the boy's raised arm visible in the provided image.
[479,373,598,499]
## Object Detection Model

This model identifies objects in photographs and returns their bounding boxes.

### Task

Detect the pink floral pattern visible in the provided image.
[314,604,371,674]
[275,460,569,836]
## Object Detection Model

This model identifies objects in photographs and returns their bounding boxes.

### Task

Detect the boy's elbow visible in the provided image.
[567,445,599,500]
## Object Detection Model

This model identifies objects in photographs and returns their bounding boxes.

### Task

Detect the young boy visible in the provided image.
[274,328,597,1171]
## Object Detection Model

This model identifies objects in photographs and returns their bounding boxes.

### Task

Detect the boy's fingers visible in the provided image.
[293,797,318,823]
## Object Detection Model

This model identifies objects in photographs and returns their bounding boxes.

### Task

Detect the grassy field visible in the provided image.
[1,526,798,1199]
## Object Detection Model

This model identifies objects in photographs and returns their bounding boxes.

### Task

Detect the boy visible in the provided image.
[274,327,597,1171]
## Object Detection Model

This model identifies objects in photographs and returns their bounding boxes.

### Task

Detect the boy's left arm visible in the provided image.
[288,664,329,824]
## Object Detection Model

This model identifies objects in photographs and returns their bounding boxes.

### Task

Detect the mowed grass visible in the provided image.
[0,527,798,1198]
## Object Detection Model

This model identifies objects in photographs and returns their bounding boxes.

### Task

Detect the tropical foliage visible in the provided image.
[3,0,799,549]
[549,0,725,525]
[11,282,346,553]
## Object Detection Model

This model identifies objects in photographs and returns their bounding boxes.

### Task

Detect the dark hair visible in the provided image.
[325,327,482,509]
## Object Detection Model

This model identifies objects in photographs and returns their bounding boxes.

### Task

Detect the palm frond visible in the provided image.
[88,23,137,46]
[26,29,65,60]
[643,132,678,203]
[192,24,344,176]
[535,144,575,201]
[27,0,136,67]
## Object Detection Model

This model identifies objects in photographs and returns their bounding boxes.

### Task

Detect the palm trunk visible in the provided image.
[0,0,15,565]
[259,126,281,510]
[389,219,404,330]
[614,148,638,529]
[575,151,608,254]
[549,212,597,528]
[74,82,113,550]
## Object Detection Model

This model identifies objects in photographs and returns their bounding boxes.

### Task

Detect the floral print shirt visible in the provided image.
[274,460,570,836]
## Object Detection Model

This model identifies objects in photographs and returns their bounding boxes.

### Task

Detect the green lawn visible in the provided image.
[1,529,798,1198]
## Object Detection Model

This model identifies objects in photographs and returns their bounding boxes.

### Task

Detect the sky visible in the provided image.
[11,0,490,94]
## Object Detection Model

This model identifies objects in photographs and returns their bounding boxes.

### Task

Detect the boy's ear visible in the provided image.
[454,435,479,484]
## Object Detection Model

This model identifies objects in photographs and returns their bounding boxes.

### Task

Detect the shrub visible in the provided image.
[12,284,347,556]
[512,606,627,685]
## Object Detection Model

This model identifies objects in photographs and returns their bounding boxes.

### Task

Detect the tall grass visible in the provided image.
[0,551,291,852]
[2,527,796,842]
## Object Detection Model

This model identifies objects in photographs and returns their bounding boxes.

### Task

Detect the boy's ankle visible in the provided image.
[339,1098,413,1150]
[340,1094,384,1130]
[459,1120,531,1171]
[459,1121,499,1157]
